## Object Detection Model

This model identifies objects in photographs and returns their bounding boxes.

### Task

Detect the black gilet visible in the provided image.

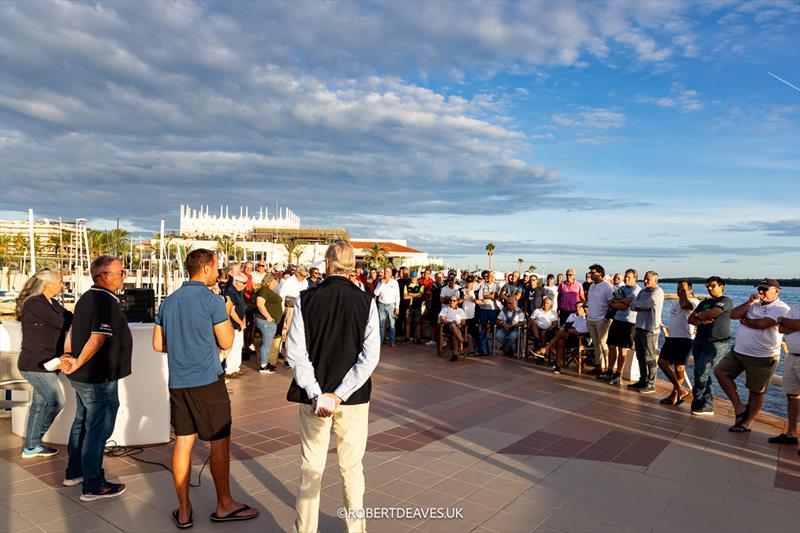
[286,275,373,405]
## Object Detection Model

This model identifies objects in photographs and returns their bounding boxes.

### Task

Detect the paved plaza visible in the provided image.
[2,344,799,533]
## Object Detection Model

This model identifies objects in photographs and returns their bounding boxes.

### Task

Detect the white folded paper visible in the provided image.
[315,394,335,415]
[43,357,62,372]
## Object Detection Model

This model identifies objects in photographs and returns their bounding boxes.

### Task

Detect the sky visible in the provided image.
[0,0,798,277]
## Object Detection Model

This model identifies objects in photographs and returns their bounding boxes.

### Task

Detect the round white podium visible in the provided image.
[5,322,170,446]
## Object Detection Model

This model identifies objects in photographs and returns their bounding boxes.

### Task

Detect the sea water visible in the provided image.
[657,283,799,419]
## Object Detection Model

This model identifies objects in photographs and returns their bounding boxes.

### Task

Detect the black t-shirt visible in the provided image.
[429,282,443,317]
[694,295,732,342]
[226,286,246,331]
[397,277,411,308]
[405,283,424,309]
[69,286,133,384]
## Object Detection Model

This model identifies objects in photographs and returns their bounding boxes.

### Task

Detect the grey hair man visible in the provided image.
[627,271,665,394]
[286,241,380,533]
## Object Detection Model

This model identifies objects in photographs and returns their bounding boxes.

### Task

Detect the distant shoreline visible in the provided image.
[659,278,800,288]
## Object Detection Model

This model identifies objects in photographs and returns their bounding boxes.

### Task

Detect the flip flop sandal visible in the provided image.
[728,425,752,433]
[172,509,193,529]
[768,433,799,445]
[659,396,677,405]
[675,391,692,406]
[210,504,259,522]
[734,404,750,426]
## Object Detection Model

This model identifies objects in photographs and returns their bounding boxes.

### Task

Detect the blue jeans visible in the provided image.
[477,308,498,355]
[692,338,728,410]
[20,371,64,450]
[378,302,397,345]
[66,380,119,492]
[254,317,278,367]
[496,328,519,355]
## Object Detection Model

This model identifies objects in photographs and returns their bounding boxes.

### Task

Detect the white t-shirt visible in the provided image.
[374,278,401,305]
[733,299,791,357]
[532,308,558,330]
[498,308,526,326]
[250,271,266,286]
[587,280,615,321]
[783,305,800,354]
[461,286,477,320]
[278,275,308,302]
[667,298,701,339]
[477,282,499,310]
[440,286,461,302]
[439,307,466,324]
[543,285,559,312]
[566,313,589,334]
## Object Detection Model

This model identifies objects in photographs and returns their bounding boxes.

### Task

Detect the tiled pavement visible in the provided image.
[2,342,799,532]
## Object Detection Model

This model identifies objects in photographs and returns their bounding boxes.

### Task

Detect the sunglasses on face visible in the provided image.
[756,286,771,292]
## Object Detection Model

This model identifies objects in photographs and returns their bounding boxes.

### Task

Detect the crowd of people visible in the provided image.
[10,248,800,531]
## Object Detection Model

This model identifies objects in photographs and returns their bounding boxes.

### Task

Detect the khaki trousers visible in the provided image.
[294,402,369,533]
[587,318,611,370]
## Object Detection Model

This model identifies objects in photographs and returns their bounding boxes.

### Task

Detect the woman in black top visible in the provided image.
[15,269,72,458]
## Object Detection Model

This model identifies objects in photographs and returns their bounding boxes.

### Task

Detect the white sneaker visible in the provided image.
[63,476,84,487]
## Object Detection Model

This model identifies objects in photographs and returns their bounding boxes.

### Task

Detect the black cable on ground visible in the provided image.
[104,439,211,488]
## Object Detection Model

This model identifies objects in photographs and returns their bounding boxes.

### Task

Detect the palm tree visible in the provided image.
[280,238,305,266]
[214,235,237,265]
[516,258,524,272]
[527,264,537,272]
[485,243,495,270]
[363,244,389,269]
[0,234,11,266]
[108,229,130,258]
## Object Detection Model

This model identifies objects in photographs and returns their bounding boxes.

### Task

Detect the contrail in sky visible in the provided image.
[767,71,800,92]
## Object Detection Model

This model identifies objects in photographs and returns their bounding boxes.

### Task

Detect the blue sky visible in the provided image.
[1,0,798,277]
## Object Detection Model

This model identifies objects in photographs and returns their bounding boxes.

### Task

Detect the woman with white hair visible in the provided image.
[15,269,72,458]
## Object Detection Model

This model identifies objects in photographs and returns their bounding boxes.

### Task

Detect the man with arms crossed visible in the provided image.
[628,271,664,394]
[286,241,379,533]
[714,279,789,432]
[604,269,640,385]
[771,303,800,451]
[687,276,732,416]
[657,280,700,405]
[153,249,258,527]
[373,266,400,347]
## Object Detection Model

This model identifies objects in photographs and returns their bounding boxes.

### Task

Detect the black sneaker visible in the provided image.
[627,382,646,390]
[606,373,621,385]
[80,481,126,502]
[588,368,602,376]
[449,354,459,362]
[595,371,611,380]
[691,406,714,416]
[638,384,656,394]
[552,366,561,374]
[283,362,291,369]
[259,364,277,374]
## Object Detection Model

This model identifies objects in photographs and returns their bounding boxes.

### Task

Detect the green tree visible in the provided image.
[485,243,495,270]
[214,235,237,264]
[0,234,10,266]
[516,258,524,272]
[280,238,305,266]
[527,264,537,272]
[363,244,389,269]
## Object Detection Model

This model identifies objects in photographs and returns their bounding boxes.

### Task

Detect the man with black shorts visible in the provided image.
[154,249,258,528]
[657,280,700,406]
[403,271,425,343]
[605,269,640,385]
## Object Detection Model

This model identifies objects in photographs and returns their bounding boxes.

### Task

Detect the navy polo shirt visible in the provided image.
[155,281,229,389]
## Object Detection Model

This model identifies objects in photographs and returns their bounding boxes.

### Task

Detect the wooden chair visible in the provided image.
[438,322,468,359]
[564,334,594,375]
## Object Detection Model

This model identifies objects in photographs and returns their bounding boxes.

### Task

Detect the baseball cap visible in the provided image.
[233,273,248,283]
[755,278,780,289]
[411,271,418,277]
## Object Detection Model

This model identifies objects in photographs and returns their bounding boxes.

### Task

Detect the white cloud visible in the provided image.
[552,108,626,130]
[637,83,703,113]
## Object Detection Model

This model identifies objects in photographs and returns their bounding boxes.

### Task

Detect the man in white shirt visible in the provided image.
[495,298,526,357]
[373,266,400,348]
[530,296,559,349]
[475,270,499,356]
[439,296,467,362]
[250,262,267,287]
[277,266,309,366]
[714,278,790,432]
[538,303,589,373]
[440,275,462,305]
[585,264,615,375]
[771,304,800,450]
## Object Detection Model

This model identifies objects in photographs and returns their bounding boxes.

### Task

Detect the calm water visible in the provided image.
[657,283,799,419]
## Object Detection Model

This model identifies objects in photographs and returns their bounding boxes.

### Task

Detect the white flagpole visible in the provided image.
[157,218,165,304]
[28,209,36,274]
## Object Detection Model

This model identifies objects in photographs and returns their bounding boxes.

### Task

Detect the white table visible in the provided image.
[5,321,170,446]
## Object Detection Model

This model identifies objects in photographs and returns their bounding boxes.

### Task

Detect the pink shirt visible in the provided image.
[557,281,584,312]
